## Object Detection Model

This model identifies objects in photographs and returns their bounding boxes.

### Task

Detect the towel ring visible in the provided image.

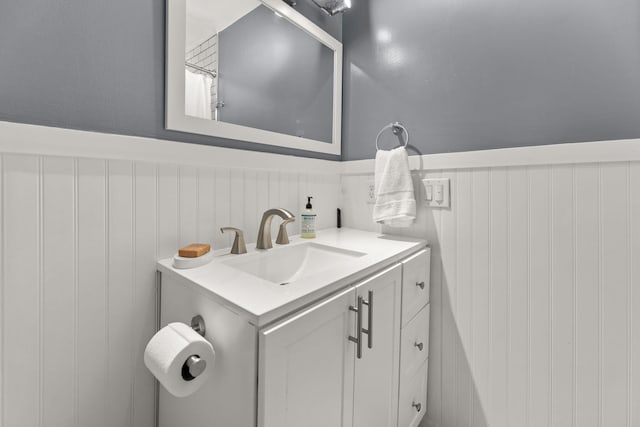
[375,122,409,150]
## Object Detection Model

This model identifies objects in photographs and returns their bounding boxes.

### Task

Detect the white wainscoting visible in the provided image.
[341,161,640,427]
[0,152,340,427]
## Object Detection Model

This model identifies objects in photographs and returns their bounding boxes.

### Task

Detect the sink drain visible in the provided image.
[279,282,290,286]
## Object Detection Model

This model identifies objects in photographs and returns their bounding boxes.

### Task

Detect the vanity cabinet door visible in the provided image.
[352,264,402,427]
[258,287,357,427]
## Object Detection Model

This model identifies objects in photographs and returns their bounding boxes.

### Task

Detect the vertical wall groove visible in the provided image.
[487,169,493,427]
[550,167,555,427]
[597,164,602,427]
[505,169,511,427]
[73,158,80,427]
[571,166,577,427]
[37,156,44,427]
[438,179,444,427]
[104,160,110,424]
[0,154,4,427]
[130,163,137,427]
[526,168,531,427]
[547,167,552,427]
[195,168,200,240]
[627,162,633,427]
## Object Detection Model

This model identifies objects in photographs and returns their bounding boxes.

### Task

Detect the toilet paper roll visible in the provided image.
[144,322,216,397]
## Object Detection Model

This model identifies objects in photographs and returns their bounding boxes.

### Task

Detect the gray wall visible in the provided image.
[0,0,340,160]
[218,5,334,143]
[342,0,640,160]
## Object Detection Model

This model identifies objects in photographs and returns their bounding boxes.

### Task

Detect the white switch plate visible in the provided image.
[422,178,451,208]
[366,177,376,204]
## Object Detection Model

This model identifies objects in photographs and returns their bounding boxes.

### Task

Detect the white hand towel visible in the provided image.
[373,146,416,227]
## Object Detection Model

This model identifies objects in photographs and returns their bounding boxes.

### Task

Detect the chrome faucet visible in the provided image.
[256,208,295,249]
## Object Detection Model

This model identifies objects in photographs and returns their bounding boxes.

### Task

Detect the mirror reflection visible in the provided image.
[185,0,334,143]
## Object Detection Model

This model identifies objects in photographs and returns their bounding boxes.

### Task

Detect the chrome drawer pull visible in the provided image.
[412,401,422,412]
[348,296,364,359]
[416,281,425,290]
[414,341,424,351]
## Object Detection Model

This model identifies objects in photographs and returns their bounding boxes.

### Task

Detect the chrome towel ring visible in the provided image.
[375,122,409,150]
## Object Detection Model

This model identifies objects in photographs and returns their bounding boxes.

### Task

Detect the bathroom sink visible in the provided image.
[222,242,366,285]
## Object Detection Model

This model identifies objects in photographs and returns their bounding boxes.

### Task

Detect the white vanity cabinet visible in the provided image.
[258,248,430,427]
[259,264,402,427]
[155,230,430,427]
[397,249,431,427]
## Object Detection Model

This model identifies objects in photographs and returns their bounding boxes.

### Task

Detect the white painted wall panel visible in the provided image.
[528,166,551,427]
[0,150,341,427]
[107,160,135,427]
[551,165,575,427]
[342,160,640,427]
[77,158,108,427]
[178,166,198,247]
[631,163,640,427]
[214,168,231,248]
[157,165,179,260]
[600,163,630,427]
[133,162,159,427]
[425,171,444,427]
[42,157,76,427]
[0,155,3,427]
[2,129,637,427]
[243,170,259,244]
[471,169,490,427]
[488,168,509,427]
[455,170,473,427]
[3,155,41,427]
[507,168,529,427]
[196,167,215,245]
[573,164,600,427]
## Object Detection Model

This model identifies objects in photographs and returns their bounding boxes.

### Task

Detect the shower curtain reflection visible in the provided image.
[185,69,213,120]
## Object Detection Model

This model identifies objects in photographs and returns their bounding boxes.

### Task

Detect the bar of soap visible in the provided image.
[178,243,211,258]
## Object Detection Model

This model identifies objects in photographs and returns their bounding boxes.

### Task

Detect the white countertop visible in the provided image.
[157,228,427,327]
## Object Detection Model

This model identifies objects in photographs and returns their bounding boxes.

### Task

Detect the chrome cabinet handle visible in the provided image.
[416,281,425,290]
[414,341,424,351]
[361,290,373,349]
[348,296,364,359]
[412,401,422,412]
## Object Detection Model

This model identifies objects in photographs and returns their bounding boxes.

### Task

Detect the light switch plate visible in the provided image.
[366,177,376,205]
[422,178,451,208]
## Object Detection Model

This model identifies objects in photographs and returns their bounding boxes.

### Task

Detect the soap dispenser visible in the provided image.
[301,196,317,239]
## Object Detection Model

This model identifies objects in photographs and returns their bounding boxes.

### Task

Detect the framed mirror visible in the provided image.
[166,0,343,155]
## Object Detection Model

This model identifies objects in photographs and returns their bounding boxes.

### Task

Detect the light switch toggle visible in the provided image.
[422,178,451,208]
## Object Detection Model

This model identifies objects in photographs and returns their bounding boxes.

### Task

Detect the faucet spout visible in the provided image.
[256,208,295,249]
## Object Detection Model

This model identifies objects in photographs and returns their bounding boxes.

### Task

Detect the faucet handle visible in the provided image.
[275,218,296,245]
[220,227,247,254]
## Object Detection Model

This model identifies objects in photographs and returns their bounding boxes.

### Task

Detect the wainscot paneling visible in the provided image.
[341,160,640,427]
[0,153,340,427]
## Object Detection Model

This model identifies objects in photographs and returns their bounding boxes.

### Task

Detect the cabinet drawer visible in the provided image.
[398,360,428,427]
[400,304,429,383]
[401,249,430,325]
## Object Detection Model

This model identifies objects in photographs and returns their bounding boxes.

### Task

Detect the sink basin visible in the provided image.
[222,242,366,285]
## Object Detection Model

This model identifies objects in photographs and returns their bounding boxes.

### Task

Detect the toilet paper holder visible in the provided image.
[190,315,206,337]
[182,315,207,381]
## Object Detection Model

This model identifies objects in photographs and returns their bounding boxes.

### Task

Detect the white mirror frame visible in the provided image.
[166,0,343,155]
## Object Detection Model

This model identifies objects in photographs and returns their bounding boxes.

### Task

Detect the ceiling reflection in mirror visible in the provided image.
[185,0,334,143]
